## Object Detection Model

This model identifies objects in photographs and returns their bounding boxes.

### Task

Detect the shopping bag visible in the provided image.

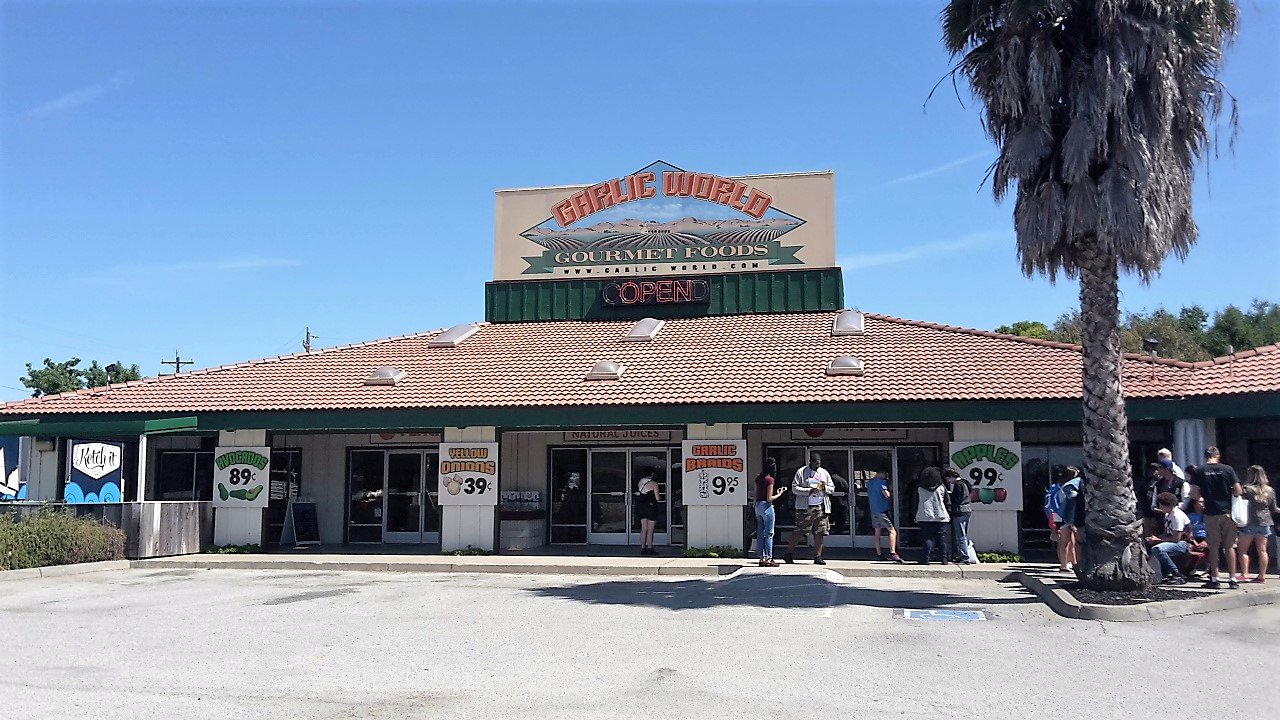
[1231,495,1249,528]
[967,541,980,564]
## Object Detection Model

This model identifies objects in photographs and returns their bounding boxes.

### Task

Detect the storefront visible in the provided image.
[3,162,1277,554]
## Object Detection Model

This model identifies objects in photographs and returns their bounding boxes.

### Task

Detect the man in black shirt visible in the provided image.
[1189,447,1243,590]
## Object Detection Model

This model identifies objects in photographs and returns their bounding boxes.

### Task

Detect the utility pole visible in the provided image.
[303,326,319,353]
[160,351,194,375]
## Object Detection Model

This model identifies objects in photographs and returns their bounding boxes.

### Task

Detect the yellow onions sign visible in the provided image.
[438,443,498,506]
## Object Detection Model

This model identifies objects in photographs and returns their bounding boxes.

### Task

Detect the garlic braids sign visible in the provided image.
[680,440,747,505]
[212,446,270,508]
[438,443,499,505]
[947,441,1024,511]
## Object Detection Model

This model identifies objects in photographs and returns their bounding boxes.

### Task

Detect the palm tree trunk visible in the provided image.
[1075,243,1153,590]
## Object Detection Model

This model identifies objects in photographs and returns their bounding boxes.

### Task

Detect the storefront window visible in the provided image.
[347,450,384,543]
[152,451,213,501]
[266,449,302,545]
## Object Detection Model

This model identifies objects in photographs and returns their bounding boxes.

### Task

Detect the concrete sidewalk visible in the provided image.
[132,551,1027,580]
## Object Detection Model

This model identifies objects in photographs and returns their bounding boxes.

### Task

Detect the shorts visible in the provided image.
[793,506,830,536]
[1204,514,1239,553]
[871,512,894,530]
[635,502,661,522]
[1239,525,1274,538]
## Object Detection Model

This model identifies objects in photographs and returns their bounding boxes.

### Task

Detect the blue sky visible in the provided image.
[1,1,1276,400]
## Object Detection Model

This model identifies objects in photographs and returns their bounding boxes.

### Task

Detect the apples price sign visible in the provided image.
[948,441,1024,511]
[438,443,499,506]
[681,440,747,506]
[213,446,271,508]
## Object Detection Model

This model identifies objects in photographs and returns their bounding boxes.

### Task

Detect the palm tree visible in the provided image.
[942,1,1237,589]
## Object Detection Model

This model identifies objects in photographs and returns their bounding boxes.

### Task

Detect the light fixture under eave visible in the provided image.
[832,309,865,336]
[825,356,865,376]
[585,361,625,381]
[623,318,665,342]
[365,367,408,386]
[428,323,481,348]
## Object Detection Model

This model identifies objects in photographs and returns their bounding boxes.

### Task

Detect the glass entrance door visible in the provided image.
[586,448,672,546]
[383,450,440,544]
[850,449,895,549]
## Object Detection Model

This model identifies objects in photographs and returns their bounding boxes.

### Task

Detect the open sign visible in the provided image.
[602,278,710,306]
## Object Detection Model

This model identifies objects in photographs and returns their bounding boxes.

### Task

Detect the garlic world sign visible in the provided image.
[493,161,835,281]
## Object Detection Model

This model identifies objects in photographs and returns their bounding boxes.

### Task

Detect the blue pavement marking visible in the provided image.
[895,609,989,621]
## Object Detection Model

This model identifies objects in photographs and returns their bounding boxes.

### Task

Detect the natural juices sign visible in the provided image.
[212,446,270,508]
[948,441,1024,511]
[681,440,747,506]
[496,161,835,280]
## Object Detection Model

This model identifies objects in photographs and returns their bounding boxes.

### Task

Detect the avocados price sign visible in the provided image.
[212,446,271,508]
[494,161,835,281]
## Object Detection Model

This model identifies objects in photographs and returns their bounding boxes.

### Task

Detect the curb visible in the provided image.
[1015,572,1280,621]
[0,559,130,582]
[131,558,737,577]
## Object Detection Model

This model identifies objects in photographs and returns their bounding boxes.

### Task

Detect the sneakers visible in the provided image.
[758,558,779,567]
[813,557,826,565]
[890,553,905,564]
[875,551,886,561]
[1202,579,1221,589]
[783,553,794,564]
[1162,575,1187,586]
[1228,579,1239,590]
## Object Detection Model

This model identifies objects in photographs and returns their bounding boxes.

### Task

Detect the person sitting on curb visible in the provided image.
[1145,492,1191,585]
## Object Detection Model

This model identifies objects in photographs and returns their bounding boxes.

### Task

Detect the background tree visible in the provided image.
[944,0,1238,589]
[19,358,145,397]
[994,320,1052,339]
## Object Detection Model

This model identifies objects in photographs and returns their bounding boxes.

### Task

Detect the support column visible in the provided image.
[684,423,745,550]
[213,430,267,547]
[952,421,1018,552]
[441,426,497,552]
[134,434,149,502]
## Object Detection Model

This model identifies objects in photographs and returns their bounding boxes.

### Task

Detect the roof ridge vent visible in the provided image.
[429,323,481,348]
[623,318,665,342]
[832,309,865,336]
[365,367,408,386]
[585,360,625,381]
[825,356,865,376]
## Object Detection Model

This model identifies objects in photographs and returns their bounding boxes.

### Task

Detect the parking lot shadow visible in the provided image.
[529,574,1036,612]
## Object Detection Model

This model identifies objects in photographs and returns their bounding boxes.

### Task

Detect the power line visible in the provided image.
[160,351,195,375]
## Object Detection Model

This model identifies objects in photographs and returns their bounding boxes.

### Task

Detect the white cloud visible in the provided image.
[27,72,132,119]
[840,230,1009,271]
[882,150,991,188]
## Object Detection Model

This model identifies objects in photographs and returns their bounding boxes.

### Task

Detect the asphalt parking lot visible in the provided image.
[3,568,1274,719]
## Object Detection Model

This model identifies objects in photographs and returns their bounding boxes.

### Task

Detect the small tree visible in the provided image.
[19,357,145,397]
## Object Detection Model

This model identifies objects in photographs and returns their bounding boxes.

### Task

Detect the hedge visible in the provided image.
[0,508,126,571]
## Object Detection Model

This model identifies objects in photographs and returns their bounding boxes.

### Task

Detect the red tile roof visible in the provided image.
[2,313,1276,416]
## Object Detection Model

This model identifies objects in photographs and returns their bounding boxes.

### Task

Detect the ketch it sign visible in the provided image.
[519,161,807,276]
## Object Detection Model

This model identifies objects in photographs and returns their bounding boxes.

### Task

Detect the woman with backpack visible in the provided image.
[1235,465,1279,584]
[1054,467,1083,573]
[915,466,951,565]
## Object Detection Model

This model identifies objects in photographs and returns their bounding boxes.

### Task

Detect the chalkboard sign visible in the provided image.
[280,498,321,546]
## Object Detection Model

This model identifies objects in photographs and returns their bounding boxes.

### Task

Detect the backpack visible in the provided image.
[1044,482,1064,521]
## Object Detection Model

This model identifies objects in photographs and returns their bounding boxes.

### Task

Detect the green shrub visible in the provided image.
[447,546,493,556]
[203,544,263,554]
[0,508,126,571]
[976,551,1022,564]
[681,546,746,559]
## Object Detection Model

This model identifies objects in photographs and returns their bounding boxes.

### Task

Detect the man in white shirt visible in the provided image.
[784,452,834,565]
[1145,491,1191,585]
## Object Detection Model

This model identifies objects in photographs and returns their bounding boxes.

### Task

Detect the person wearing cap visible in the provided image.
[784,451,833,565]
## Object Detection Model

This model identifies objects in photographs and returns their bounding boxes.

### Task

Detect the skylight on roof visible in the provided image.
[585,361,625,381]
[825,356,865,376]
[429,323,480,348]
[832,310,865,336]
[365,367,408,386]
[623,318,665,342]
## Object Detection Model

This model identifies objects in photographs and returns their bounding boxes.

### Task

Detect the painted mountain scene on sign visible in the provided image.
[522,215,803,250]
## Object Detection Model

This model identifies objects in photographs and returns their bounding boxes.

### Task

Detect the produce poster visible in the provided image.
[948,441,1023,511]
[438,442,499,506]
[680,440,747,505]
[212,446,271,508]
